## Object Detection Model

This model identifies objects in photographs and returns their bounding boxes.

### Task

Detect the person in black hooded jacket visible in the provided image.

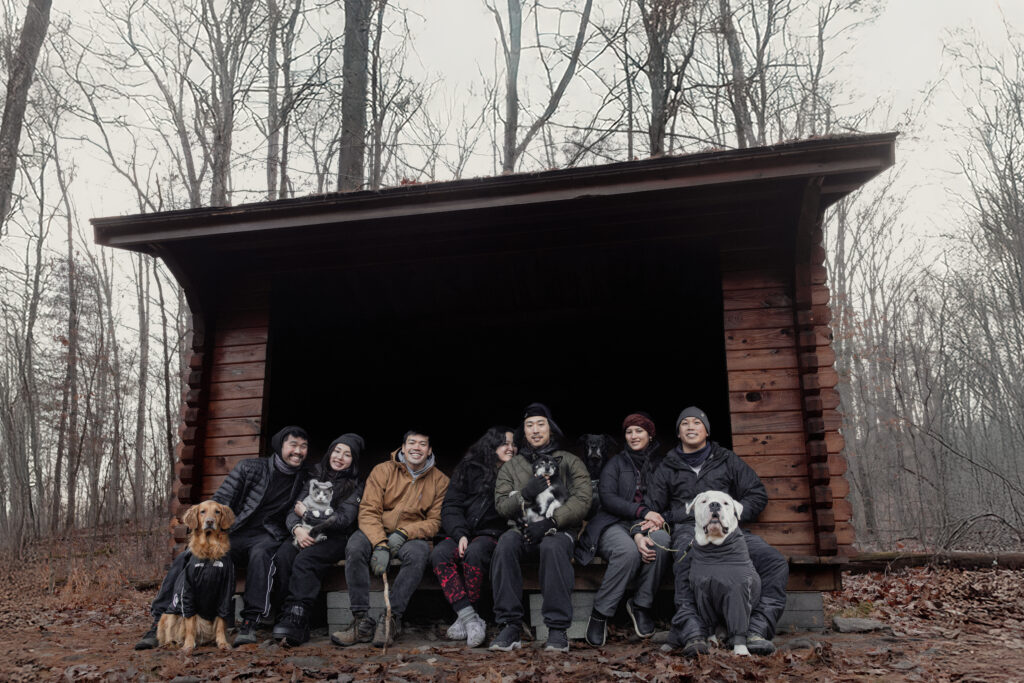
[135,425,312,651]
[430,426,516,648]
[641,407,788,657]
[271,433,365,646]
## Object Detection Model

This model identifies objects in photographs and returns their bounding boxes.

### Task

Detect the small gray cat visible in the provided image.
[293,479,334,547]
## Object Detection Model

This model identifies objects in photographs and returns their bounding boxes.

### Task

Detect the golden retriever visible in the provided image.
[157,500,235,653]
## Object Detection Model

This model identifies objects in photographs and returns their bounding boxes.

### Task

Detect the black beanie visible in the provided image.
[320,433,363,479]
[270,425,309,456]
[523,402,553,421]
[675,407,710,436]
[335,433,365,460]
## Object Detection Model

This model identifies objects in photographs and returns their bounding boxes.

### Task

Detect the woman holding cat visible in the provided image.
[430,426,516,648]
[271,433,365,646]
[577,412,671,647]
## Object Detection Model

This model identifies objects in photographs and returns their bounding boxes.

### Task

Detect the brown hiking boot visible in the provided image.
[330,613,375,646]
[372,614,400,647]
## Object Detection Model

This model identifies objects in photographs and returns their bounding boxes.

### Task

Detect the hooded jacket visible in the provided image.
[642,441,766,527]
[358,448,449,546]
[286,435,364,537]
[212,427,310,539]
[494,448,592,535]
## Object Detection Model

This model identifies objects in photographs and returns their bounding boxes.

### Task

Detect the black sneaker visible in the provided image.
[682,636,710,658]
[272,605,309,646]
[233,618,258,647]
[544,628,569,652]
[626,599,656,638]
[134,621,159,650]
[489,623,522,651]
[585,614,607,647]
[746,633,777,655]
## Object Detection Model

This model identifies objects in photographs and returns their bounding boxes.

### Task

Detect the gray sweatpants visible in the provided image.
[593,523,670,617]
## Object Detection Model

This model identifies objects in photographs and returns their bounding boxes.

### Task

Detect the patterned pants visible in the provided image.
[430,536,498,612]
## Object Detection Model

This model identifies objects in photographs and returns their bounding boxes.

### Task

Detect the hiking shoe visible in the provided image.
[134,623,159,650]
[372,615,400,647]
[465,614,487,648]
[585,613,607,647]
[746,633,777,655]
[544,628,570,652]
[682,636,710,657]
[272,605,309,646]
[446,618,466,640]
[331,613,376,646]
[233,618,258,647]
[489,623,522,651]
[626,599,656,638]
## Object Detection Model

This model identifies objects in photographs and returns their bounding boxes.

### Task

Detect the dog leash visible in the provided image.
[628,521,693,561]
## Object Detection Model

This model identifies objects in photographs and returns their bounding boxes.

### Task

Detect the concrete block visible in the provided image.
[528,592,593,641]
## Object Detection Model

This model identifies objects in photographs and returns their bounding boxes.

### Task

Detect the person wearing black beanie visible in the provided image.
[135,425,312,651]
[489,403,592,654]
[272,433,366,646]
[641,407,789,657]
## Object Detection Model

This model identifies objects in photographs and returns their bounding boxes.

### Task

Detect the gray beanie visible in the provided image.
[675,406,710,436]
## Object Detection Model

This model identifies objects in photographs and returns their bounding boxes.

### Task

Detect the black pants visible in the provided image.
[149,527,283,623]
[491,529,575,630]
[669,527,789,642]
[274,532,349,612]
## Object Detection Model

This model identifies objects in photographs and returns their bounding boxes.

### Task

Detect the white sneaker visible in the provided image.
[446,618,466,640]
[465,615,487,648]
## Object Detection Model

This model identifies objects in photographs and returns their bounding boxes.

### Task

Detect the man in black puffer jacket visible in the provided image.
[136,426,311,650]
[641,407,788,657]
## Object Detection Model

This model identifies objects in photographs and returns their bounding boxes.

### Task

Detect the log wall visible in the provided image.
[720,215,852,564]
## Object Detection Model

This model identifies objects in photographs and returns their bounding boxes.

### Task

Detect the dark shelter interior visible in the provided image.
[267,228,731,472]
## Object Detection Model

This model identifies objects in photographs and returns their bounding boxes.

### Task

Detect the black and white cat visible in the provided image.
[523,456,568,524]
[293,479,334,547]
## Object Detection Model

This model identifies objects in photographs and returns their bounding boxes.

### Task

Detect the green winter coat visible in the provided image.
[494,449,592,536]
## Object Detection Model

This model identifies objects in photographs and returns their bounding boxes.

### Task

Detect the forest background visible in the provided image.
[0,0,1022,559]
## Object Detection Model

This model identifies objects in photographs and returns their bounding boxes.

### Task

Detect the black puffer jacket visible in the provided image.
[642,442,766,526]
[213,458,310,540]
[576,450,659,564]
[286,479,363,537]
[440,461,506,541]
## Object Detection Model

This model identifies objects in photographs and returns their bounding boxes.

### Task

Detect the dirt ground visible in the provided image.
[1,533,1022,681]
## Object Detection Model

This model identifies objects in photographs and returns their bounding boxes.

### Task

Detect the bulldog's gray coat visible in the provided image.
[685,490,761,655]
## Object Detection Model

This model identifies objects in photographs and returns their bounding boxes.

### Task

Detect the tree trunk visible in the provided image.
[133,255,150,519]
[337,0,372,191]
[0,0,52,235]
[718,0,754,148]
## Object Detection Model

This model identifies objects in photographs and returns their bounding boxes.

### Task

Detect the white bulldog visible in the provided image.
[685,490,760,656]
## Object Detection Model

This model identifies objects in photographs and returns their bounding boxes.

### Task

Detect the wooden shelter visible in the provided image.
[93,133,896,595]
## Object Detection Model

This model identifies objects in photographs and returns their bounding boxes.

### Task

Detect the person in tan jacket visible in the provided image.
[331,430,448,648]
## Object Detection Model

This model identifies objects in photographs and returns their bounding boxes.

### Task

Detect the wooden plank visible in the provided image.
[208,398,264,419]
[210,361,265,383]
[204,435,261,457]
[723,308,794,330]
[725,327,795,351]
[762,475,853,501]
[722,288,794,311]
[832,499,852,522]
[729,389,802,413]
[727,368,801,391]
[731,410,804,434]
[205,417,262,438]
[203,454,258,477]
[742,454,807,477]
[788,567,841,591]
[825,430,844,453]
[214,327,268,347]
[733,433,807,456]
[726,347,799,371]
[758,500,813,523]
[721,270,789,291]
[208,379,264,401]
[201,475,228,497]
[812,284,830,306]
[212,344,267,365]
[745,522,854,547]
[218,308,269,329]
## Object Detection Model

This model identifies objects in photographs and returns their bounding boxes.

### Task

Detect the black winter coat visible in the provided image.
[642,442,766,527]
[441,463,506,541]
[285,478,363,538]
[576,451,657,564]
[213,458,310,540]
[169,553,235,623]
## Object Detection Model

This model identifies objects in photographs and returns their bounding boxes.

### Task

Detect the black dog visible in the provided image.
[576,434,617,517]
[523,455,569,525]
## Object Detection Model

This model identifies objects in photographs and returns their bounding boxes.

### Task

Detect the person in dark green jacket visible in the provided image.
[489,403,591,653]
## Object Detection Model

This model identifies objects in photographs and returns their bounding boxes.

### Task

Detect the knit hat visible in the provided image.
[270,425,309,456]
[320,433,363,479]
[523,402,553,421]
[675,407,710,436]
[335,433,365,460]
[622,412,656,438]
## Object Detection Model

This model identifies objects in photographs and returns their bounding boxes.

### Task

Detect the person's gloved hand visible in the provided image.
[520,475,549,501]
[524,517,557,543]
[387,529,408,553]
[370,543,392,575]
